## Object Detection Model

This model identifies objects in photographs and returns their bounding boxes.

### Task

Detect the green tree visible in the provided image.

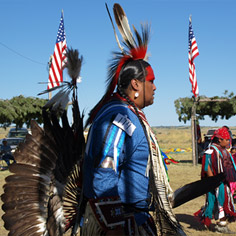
[174,91,236,123]
[0,95,48,128]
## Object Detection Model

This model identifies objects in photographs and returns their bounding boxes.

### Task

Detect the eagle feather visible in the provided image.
[113,3,136,48]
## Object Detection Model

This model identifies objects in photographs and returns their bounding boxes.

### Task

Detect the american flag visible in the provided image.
[47,11,67,90]
[188,16,199,97]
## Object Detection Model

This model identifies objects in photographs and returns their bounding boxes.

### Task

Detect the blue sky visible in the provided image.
[1,0,236,127]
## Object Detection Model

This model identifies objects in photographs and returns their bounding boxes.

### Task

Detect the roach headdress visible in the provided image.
[86,3,151,127]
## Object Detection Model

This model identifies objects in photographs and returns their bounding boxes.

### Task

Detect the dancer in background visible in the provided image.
[194,127,236,234]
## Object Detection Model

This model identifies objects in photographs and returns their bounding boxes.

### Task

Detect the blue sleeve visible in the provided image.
[90,123,126,198]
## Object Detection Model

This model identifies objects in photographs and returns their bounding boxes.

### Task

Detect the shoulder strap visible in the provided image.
[211,145,223,172]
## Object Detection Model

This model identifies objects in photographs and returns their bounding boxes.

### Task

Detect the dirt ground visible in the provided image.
[1,126,236,235]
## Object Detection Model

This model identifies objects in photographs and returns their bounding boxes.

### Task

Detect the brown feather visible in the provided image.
[6,217,45,236]
[3,178,49,190]
[2,198,47,212]
[5,174,50,185]
[30,120,44,136]
[22,134,57,160]
[14,145,56,171]
[9,163,49,176]
[2,193,48,206]
[3,210,46,229]
[9,226,44,236]
[3,185,47,196]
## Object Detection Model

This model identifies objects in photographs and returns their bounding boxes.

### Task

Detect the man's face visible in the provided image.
[144,79,156,107]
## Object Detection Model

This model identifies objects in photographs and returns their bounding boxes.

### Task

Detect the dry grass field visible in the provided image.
[1,126,236,235]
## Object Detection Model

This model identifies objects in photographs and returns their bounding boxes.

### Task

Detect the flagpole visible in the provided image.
[188,14,199,165]
[48,55,53,100]
[191,97,198,166]
[190,14,197,165]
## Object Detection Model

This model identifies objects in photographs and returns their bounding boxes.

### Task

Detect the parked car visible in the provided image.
[201,128,216,151]
[204,129,217,142]
[7,127,29,139]
[0,137,24,153]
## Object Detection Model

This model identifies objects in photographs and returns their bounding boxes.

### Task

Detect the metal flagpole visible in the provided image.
[47,55,53,100]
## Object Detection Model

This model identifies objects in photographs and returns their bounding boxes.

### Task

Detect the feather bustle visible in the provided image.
[2,47,85,235]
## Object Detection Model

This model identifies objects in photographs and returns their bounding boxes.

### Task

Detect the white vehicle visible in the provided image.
[7,127,29,139]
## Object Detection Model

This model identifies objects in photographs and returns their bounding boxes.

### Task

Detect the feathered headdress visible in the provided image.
[86,3,150,127]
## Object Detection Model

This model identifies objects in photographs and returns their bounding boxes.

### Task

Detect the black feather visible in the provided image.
[170,173,226,208]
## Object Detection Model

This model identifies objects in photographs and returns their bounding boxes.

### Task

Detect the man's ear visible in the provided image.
[130,79,139,91]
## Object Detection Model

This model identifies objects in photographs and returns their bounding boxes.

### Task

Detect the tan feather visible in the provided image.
[113,3,135,48]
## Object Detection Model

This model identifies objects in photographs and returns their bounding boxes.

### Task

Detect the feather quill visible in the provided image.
[37,83,67,96]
